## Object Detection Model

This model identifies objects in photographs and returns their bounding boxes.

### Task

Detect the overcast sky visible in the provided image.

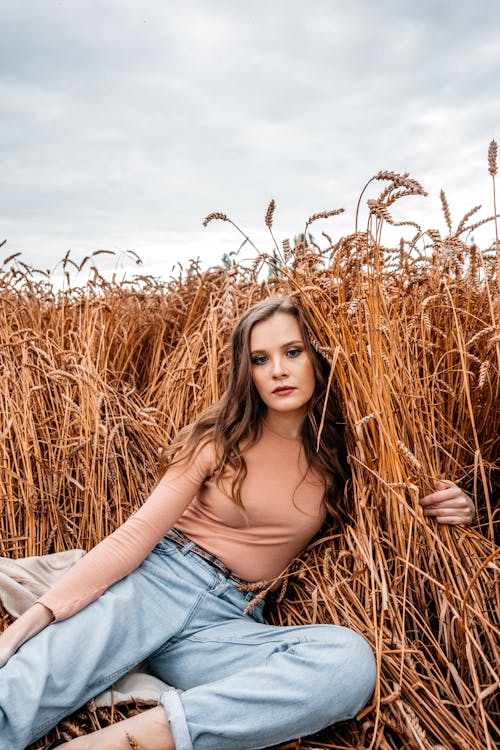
[1,0,500,282]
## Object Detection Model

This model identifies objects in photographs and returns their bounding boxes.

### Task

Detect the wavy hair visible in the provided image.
[160,297,348,519]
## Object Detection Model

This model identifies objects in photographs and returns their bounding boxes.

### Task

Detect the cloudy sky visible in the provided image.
[1,0,500,281]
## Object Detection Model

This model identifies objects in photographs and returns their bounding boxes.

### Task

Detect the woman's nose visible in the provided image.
[271,356,288,377]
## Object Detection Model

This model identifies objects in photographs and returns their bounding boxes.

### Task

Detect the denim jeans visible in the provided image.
[0,536,376,750]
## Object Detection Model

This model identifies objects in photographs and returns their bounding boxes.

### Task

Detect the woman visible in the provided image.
[0,297,474,750]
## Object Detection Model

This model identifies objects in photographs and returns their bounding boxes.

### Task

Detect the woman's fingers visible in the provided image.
[419,481,475,525]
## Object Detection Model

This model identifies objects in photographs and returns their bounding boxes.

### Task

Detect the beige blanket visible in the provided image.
[0,551,169,707]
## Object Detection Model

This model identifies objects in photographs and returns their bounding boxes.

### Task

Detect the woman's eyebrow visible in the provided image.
[250,339,304,355]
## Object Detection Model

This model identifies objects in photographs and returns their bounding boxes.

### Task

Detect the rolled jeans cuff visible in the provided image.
[159,687,194,750]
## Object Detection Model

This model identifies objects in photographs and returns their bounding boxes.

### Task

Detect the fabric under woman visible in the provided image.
[0,297,475,750]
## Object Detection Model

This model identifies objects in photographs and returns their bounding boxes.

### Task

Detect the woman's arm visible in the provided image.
[418,480,475,525]
[37,441,215,621]
[0,602,54,667]
[0,440,215,667]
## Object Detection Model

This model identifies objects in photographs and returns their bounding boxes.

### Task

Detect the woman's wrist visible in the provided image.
[0,602,54,666]
[18,602,55,638]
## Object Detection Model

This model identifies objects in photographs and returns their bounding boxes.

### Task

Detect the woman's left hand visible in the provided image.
[419,480,475,526]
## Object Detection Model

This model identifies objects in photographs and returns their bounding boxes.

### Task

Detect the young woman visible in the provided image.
[0,297,474,750]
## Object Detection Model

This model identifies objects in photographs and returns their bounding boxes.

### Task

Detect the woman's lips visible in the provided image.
[272,386,296,395]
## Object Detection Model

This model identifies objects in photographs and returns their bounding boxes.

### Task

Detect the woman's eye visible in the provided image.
[287,348,301,358]
[251,355,268,365]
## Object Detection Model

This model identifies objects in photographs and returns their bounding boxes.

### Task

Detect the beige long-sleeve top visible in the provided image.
[38,422,327,621]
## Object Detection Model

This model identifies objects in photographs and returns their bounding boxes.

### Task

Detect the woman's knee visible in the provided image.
[311,625,377,720]
[342,627,377,707]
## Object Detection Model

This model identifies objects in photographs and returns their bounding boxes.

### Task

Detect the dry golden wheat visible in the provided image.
[2,161,498,750]
[305,208,345,227]
[126,733,143,750]
[440,189,453,234]
[202,212,229,227]
[265,199,276,229]
[488,140,497,177]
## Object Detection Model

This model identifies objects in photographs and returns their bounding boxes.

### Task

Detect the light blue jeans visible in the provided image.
[0,536,376,750]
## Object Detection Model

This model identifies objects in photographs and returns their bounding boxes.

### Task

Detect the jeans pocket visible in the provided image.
[153,537,180,557]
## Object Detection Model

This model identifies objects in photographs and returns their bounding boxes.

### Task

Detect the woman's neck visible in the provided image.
[263,410,305,439]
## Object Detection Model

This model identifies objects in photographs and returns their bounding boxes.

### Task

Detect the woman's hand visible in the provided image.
[0,638,17,669]
[419,480,475,525]
[0,602,54,668]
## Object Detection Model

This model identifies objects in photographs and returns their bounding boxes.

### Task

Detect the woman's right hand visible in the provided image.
[0,602,54,668]
[0,640,16,668]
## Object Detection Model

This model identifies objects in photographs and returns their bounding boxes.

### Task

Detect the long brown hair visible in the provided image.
[160,297,348,518]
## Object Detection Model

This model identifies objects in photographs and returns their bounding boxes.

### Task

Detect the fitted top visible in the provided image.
[38,421,327,621]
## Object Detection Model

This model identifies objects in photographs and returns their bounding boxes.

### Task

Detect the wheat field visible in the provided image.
[0,153,498,749]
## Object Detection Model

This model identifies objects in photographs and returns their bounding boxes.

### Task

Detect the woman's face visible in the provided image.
[249,312,316,425]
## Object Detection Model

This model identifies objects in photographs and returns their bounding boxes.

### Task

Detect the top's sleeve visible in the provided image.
[37,441,215,621]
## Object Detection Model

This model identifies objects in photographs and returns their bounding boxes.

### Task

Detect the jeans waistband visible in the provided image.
[165,529,255,588]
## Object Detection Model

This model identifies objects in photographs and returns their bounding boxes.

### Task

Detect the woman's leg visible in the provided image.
[48,604,376,750]
[0,538,217,750]
[142,571,376,750]
[6,542,376,750]
[152,616,377,750]
[63,706,175,750]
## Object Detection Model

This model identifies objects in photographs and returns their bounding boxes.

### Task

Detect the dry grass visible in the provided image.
[0,154,498,749]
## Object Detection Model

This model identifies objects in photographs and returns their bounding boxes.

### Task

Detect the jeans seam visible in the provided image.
[185,634,305,650]
[148,587,211,660]
[85,657,145,689]
[186,634,282,646]
[30,655,150,736]
[152,540,179,557]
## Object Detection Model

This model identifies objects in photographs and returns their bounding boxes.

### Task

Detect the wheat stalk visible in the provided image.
[126,732,143,749]
[488,139,497,177]
[202,212,229,226]
[3,157,497,750]
[440,190,452,234]
[265,199,276,229]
